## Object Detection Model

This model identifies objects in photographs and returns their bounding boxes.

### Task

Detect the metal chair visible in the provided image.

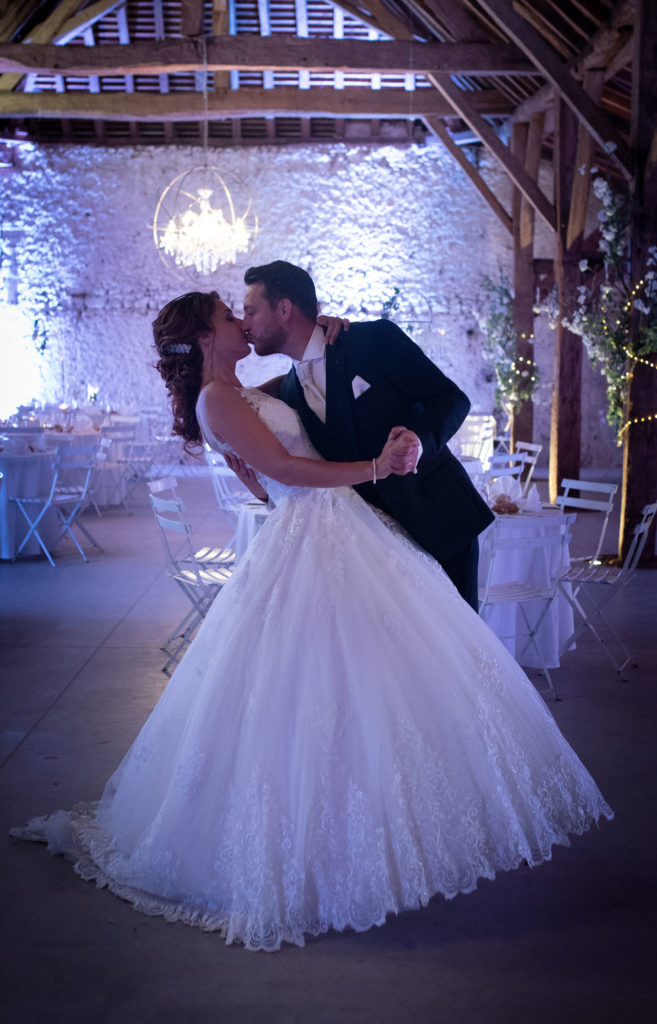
[11,443,104,567]
[478,513,576,699]
[515,441,543,494]
[555,478,618,564]
[148,477,235,672]
[99,422,138,510]
[205,444,269,557]
[558,502,657,673]
[487,451,527,482]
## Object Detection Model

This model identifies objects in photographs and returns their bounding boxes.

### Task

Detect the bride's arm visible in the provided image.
[203,381,417,488]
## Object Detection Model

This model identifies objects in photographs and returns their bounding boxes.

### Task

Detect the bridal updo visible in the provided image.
[152,290,218,451]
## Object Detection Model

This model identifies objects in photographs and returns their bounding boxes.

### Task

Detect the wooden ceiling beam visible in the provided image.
[476,0,632,179]
[428,72,556,230]
[53,0,128,46]
[0,38,534,76]
[0,86,513,120]
[424,115,512,233]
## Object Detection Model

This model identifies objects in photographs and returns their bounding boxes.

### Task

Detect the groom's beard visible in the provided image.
[251,324,288,357]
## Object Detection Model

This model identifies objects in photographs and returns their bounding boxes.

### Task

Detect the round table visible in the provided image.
[0,451,58,559]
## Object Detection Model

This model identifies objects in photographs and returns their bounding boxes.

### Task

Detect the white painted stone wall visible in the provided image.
[0,138,619,466]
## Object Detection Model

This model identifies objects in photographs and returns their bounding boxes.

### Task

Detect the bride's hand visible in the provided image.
[375,427,421,479]
[317,314,350,345]
[223,452,269,502]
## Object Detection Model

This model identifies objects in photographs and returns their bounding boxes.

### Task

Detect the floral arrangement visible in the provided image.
[538,175,657,442]
[478,272,538,411]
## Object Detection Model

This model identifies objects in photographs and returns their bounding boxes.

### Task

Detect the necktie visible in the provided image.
[296,360,326,423]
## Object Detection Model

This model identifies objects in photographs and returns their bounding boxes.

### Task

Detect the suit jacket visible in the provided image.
[278,319,494,563]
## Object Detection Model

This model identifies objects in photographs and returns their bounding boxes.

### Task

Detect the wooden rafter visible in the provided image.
[53,0,127,46]
[512,1,634,122]
[0,86,513,120]
[424,115,512,233]
[427,73,556,229]
[0,38,534,77]
[476,0,633,179]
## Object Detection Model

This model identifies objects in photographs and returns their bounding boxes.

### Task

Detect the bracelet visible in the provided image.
[372,458,377,484]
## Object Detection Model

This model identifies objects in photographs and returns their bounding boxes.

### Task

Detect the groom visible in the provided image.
[242,260,494,611]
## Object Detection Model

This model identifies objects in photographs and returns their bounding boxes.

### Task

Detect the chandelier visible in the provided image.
[153,165,258,276]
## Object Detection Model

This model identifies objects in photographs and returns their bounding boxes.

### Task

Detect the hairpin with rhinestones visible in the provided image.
[163,343,192,355]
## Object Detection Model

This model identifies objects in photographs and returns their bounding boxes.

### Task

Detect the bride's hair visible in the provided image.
[152,290,218,451]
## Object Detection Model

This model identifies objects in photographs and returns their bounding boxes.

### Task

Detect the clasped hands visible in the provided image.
[376,426,421,479]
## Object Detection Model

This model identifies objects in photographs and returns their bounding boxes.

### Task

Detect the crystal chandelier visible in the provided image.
[153,166,258,276]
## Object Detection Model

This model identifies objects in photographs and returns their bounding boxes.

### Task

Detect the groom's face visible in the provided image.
[243,283,287,356]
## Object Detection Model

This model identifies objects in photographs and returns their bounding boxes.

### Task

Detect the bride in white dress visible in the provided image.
[13,292,612,952]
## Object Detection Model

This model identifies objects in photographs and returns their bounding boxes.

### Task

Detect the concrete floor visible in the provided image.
[1,477,656,1024]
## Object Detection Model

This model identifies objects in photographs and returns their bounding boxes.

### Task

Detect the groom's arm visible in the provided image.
[371,321,470,451]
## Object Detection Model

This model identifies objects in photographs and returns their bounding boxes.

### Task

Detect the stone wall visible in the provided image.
[0,138,619,466]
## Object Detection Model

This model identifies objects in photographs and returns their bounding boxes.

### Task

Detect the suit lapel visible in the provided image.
[325,339,360,460]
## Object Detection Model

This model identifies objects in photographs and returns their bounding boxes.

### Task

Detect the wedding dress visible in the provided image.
[12,388,612,952]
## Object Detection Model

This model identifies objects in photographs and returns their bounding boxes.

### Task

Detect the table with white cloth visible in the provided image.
[478,510,575,669]
[0,451,59,559]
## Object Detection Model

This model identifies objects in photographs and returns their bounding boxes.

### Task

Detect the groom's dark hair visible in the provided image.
[244,260,318,320]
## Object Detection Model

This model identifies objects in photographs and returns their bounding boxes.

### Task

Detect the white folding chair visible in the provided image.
[99,422,138,510]
[478,513,576,699]
[205,444,269,556]
[148,477,235,672]
[487,451,527,482]
[515,441,542,494]
[558,502,657,673]
[88,437,113,517]
[450,414,496,466]
[555,478,618,564]
[11,443,104,567]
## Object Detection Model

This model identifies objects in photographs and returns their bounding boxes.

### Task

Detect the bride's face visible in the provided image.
[208,299,250,361]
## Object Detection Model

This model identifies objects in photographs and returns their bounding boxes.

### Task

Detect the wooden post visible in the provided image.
[549,97,582,503]
[619,0,657,560]
[511,113,543,447]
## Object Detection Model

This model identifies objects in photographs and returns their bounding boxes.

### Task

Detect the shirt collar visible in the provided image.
[296,324,326,364]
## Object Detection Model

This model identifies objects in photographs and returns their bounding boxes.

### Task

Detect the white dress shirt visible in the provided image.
[294,325,327,422]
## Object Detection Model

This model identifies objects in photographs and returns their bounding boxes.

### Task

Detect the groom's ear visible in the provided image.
[278,297,293,322]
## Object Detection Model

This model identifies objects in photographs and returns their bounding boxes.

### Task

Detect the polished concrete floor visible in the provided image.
[1,477,655,1024]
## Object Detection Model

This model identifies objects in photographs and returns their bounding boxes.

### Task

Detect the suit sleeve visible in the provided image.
[373,320,470,450]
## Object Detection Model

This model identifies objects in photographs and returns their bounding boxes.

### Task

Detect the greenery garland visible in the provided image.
[479,272,539,411]
[536,176,657,443]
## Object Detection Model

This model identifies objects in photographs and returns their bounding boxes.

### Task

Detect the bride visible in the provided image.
[12,290,612,953]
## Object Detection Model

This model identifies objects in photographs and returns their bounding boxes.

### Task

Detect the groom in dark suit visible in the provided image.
[242,260,493,611]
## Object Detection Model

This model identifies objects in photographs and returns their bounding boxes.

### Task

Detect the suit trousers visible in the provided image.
[438,537,480,613]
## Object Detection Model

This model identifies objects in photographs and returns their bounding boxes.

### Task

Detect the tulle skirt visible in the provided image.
[13,486,612,951]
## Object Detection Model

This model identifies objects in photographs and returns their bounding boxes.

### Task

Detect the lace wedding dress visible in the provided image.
[12,388,612,952]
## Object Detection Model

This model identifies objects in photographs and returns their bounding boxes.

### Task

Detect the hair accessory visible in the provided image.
[164,343,192,355]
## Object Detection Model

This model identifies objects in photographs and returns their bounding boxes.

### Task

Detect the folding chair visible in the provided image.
[205,444,269,556]
[11,443,104,567]
[558,502,656,673]
[515,441,542,494]
[486,451,527,482]
[148,477,235,672]
[478,514,576,699]
[88,437,113,517]
[555,478,618,563]
[99,422,138,510]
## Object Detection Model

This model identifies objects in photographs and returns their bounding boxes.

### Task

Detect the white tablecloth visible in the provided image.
[478,511,575,669]
[0,452,59,559]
